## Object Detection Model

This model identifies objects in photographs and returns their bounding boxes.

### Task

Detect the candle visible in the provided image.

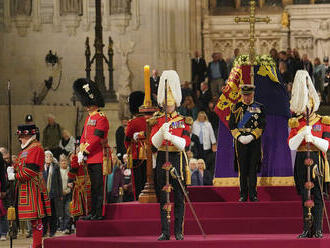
[143,65,151,107]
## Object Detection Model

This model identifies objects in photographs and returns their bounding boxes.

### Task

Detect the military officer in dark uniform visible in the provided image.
[73,78,109,220]
[229,84,266,202]
[151,70,192,241]
[124,91,147,200]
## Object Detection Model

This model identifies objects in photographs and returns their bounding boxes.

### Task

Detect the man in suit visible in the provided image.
[191,51,207,94]
[207,53,228,99]
[151,69,160,106]
[198,82,212,111]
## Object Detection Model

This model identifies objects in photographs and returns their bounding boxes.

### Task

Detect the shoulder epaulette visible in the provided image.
[153,111,165,118]
[98,111,106,117]
[288,117,299,128]
[321,116,330,125]
[184,116,193,125]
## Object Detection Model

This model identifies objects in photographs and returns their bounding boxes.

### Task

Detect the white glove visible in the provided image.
[161,123,170,134]
[8,173,15,181]
[244,135,254,144]
[151,130,164,149]
[78,151,85,164]
[7,166,14,174]
[304,126,312,136]
[238,136,249,145]
[133,132,140,141]
[305,133,314,143]
[289,131,305,151]
[163,131,172,141]
[311,136,329,153]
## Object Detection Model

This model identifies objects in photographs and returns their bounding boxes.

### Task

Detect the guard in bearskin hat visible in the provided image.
[6,124,51,248]
[228,67,266,202]
[73,78,110,220]
[150,70,192,241]
[124,91,147,200]
[288,70,330,238]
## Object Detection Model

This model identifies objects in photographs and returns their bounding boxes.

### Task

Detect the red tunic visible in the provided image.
[14,141,51,220]
[150,111,191,149]
[80,109,109,164]
[288,115,330,147]
[68,156,91,217]
[124,115,147,160]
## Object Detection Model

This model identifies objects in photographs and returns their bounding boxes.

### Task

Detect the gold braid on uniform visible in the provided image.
[321,116,330,125]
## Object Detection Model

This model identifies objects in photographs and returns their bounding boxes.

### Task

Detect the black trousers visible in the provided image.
[295,152,324,232]
[156,151,186,236]
[132,159,147,200]
[87,163,104,217]
[236,139,261,200]
[42,198,58,235]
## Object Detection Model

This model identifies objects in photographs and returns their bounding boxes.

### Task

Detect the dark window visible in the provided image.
[315,0,330,3]
[241,0,250,6]
[216,0,235,8]
[265,0,283,6]
[293,0,310,4]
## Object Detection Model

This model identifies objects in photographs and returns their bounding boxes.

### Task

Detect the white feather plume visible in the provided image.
[157,70,182,107]
[290,70,320,114]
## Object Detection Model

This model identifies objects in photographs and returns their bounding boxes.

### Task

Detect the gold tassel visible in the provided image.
[7,206,16,221]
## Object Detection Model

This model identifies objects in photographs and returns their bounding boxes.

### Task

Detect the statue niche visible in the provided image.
[110,0,131,15]
[60,0,83,16]
[11,0,32,16]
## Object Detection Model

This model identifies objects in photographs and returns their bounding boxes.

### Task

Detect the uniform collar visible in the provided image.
[166,111,178,118]
[242,99,254,106]
[89,109,100,116]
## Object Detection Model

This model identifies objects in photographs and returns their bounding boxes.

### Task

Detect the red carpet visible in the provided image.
[44,186,330,248]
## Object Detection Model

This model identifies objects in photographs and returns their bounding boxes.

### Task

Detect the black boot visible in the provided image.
[158,233,170,241]
[175,233,184,240]
[239,197,247,202]
[297,230,311,238]
[314,230,323,238]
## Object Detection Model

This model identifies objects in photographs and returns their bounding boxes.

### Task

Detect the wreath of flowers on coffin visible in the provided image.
[233,54,276,67]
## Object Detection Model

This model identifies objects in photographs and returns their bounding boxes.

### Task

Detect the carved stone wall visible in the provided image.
[287,4,330,59]
[202,14,285,62]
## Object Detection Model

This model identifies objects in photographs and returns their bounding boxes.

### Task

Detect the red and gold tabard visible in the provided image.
[14,141,51,220]
[124,114,147,160]
[68,156,91,217]
[288,114,330,151]
[150,111,192,150]
[80,109,110,164]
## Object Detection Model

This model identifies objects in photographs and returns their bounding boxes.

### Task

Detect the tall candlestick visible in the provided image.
[143,65,151,107]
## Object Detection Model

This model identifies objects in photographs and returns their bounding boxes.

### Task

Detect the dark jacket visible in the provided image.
[198,90,212,111]
[188,134,203,159]
[191,57,207,82]
[116,125,127,162]
[0,153,6,193]
[207,59,228,82]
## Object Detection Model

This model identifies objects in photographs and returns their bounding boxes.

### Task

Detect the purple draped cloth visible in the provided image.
[214,115,293,186]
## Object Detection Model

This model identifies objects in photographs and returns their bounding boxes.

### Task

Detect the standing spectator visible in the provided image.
[279,51,294,77]
[150,69,160,106]
[115,118,128,163]
[198,82,212,112]
[205,101,219,138]
[302,54,313,79]
[178,96,199,120]
[186,128,203,159]
[191,51,207,94]
[108,155,124,203]
[269,48,279,66]
[59,130,76,156]
[198,159,213,185]
[313,57,325,96]
[43,151,63,237]
[59,154,71,233]
[292,49,304,76]
[228,48,240,74]
[181,81,194,105]
[188,159,198,174]
[279,61,293,86]
[207,53,228,99]
[323,56,330,104]
[42,114,62,158]
[192,111,217,174]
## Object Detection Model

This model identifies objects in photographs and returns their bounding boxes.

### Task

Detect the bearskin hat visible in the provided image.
[128,91,145,114]
[16,124,37,136]
[73,78,105,108]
